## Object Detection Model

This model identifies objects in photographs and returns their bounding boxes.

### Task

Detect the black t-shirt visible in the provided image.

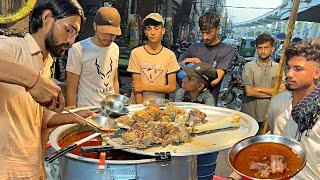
[178,42,235,103]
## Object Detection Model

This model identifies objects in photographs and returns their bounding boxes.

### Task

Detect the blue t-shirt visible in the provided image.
[178,42,235,103]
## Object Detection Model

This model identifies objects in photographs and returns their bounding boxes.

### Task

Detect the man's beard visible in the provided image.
[45,29,70,57]
[285,84,294,91]
[259,55,270,61]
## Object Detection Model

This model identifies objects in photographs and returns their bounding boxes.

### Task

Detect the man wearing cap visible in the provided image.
[175,62,216,105]
[66,6,121,107]
[178,12,235,104]
[128,13,180,103]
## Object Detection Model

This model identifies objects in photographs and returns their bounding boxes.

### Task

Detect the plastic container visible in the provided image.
[197,152,218,180]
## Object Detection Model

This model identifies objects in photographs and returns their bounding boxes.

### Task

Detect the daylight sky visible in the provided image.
[225,0,283,23]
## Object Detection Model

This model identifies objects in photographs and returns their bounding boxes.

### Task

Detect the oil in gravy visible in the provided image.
[233,142,302,179]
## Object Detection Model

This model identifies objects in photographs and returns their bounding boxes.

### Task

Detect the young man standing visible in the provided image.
[0,1,94,179]
[241,33,285,130]
[127,13,180,103]
[178,12,235,104]
[268,39,320,179]
[175,62,216,105]
[66,7,121,107]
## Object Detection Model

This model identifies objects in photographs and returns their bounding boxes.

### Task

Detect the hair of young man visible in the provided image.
[285,38,320,64]
[29,0,85,33]
[255,33,275,47]
[198,12,220,31]
[143,19,163,30]
[292,37,302,43]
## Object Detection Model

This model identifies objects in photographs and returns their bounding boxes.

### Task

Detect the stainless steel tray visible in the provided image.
[106,102,259,156]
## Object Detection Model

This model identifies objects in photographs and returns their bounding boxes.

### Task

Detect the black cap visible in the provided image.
[182,62,217,86]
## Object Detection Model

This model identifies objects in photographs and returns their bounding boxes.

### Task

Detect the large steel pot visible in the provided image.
[49,124,197,180]
[49,103,258,180]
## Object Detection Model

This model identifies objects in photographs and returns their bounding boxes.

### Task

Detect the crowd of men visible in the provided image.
[0,0,319,179]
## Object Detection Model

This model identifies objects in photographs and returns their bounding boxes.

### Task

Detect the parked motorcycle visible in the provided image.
[219,58,246,106]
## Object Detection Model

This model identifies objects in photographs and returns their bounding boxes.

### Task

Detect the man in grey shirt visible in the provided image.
[241,33,285,130]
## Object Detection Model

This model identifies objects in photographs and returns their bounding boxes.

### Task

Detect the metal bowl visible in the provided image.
[143,98,170,107]
[104,94,131,106]
[89,115,119,131]
[228,135,307,180]
[101,100,129,116]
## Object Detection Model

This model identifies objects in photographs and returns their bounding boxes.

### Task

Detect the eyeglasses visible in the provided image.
[64,23,79,38]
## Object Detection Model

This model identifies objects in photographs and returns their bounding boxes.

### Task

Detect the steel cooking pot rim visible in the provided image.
[49,123,160,164]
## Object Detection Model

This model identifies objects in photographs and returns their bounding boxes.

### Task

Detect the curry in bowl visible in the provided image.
[229,135,306,179]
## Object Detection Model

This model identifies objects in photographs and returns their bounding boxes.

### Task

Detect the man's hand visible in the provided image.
[131,81,144,92]
[29,77,65,112]
[182,57,202,64]
[69,110,96,126]
[210,79,220,87]
[47,109,96,128]
[210,69,225,87]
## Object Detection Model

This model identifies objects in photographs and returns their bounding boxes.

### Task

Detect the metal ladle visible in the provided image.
[64,108,119,132]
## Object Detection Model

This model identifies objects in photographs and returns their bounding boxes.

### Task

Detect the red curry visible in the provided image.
[58,131,151,160]
[233,142,302,179]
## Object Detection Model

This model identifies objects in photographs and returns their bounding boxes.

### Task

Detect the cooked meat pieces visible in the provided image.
[116,115,135,127]
[122,121,193,148]
[122,131,139,143]
[250,162,271,178]
[250,155,287,178]
[160,115,172,122]
[131,104,163,122]
[132,110,154,122]
[187,108,206,126]
[163,104,187,122]
[169,126,193,143]
[270,155,286,173]
[144,103,163,120]
[118,104,207,149]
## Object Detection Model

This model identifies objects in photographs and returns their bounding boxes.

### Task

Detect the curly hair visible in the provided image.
[198,12,220,31]
[255,33,274,47]
[285,38,320,63]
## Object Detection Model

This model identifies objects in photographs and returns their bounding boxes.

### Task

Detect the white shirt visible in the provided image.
[268,91,320,179]
[66,38,119,107]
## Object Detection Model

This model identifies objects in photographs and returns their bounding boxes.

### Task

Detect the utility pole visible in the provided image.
[164,0,173,48]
